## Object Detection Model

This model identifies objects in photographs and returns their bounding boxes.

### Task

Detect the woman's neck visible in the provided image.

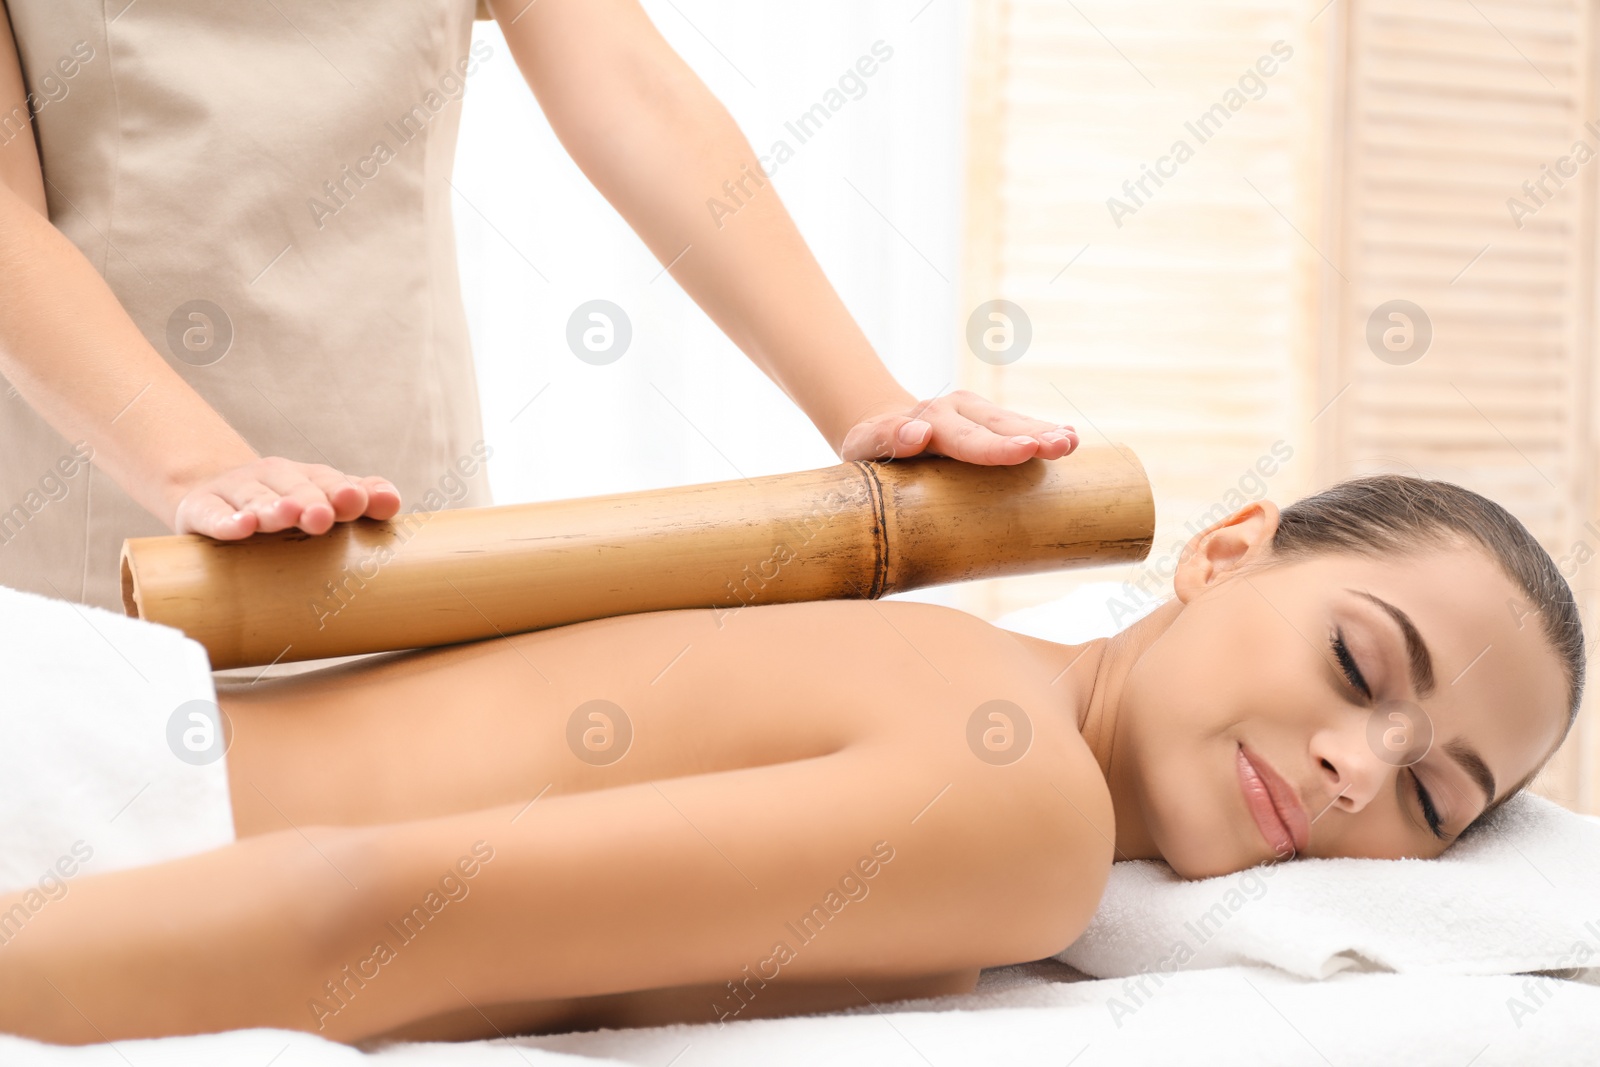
[1007,597,1183,862]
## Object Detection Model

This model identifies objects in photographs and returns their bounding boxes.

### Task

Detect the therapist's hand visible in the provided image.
[171,457,402,540]
[839,390,1080,466]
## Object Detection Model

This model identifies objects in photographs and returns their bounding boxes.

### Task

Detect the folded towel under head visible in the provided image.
[1057,789,1600,981]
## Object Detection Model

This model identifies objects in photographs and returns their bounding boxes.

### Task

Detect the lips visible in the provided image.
[1236,743,1311,857]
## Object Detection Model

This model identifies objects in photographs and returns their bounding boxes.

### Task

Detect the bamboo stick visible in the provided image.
[119,447,1154,669]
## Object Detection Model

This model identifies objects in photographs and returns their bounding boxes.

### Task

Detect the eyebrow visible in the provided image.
[1344,588,1498,810]
[1444,736,1498,811]
[1347,589,1436,698]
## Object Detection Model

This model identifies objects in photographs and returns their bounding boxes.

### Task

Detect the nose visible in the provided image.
[1307,722,1393,816]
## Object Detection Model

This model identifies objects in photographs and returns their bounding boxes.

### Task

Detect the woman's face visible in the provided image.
[1117,503,1570,880]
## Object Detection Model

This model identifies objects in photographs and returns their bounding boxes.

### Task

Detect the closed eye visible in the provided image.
[1411,769,1449,841]
[1330,628,1371,700]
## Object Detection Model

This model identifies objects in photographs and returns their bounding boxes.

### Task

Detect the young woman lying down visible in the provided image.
[0,474,1582,1044]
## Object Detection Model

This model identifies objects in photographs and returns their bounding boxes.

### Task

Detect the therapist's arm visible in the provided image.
[0,2,399,539]
[490,0,1078,466]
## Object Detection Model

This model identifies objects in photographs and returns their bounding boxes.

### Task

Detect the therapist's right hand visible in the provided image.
[171,456,402,540]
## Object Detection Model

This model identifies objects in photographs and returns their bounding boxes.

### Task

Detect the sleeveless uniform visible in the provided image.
[0,0,494,613]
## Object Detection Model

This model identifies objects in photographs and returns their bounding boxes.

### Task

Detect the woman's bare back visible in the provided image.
[0,600,1112,1045]
[220,599,1086,835]
[211,598,1113,1037]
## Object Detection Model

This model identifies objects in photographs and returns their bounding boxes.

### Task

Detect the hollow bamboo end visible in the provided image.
[119,542,140,619]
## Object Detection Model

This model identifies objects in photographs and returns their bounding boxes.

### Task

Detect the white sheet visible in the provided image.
[0,961,1594,1065]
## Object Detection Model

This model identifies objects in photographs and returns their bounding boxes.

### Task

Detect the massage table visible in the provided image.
[2,457,1593,1063]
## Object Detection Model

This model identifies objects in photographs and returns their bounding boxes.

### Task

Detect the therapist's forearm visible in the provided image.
[623,125,918,453]
[500,2,915,455]
[0,181,259,529]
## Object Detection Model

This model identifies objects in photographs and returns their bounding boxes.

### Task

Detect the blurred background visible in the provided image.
[452,1,1596,814]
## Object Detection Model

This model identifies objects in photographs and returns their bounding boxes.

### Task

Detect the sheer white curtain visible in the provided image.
[452,2,965,511]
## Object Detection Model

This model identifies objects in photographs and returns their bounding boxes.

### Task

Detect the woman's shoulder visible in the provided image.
[674,596,1118,962]
[852,600,1116,960]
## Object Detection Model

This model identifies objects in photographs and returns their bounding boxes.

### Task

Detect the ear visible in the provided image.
[1172,499,1282,604]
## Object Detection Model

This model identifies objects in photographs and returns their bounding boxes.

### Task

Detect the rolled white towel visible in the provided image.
[0,582,235,904]
[1057,789,1600,981]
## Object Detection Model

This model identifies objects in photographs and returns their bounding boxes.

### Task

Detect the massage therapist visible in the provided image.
[0,0,1077,613]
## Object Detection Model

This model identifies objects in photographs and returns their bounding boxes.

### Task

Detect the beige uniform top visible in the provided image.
[0,0,495,613]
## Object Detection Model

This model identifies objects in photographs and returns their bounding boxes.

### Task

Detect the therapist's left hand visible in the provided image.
[839,390,1079,466]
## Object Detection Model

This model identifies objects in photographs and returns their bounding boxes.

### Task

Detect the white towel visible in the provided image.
[1057,789,1600,981]
[0,582,235,898]
[0,964,1594,1065]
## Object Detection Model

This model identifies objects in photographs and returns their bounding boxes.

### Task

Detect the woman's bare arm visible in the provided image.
[487,0,1077,466]
[489,0,909,456]
[0,6,249,529]
[0,4,400,539]
[0,733,1110,1043]
[0,182,263,531]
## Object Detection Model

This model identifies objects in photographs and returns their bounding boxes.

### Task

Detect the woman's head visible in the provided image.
[1111,474,1583,880]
